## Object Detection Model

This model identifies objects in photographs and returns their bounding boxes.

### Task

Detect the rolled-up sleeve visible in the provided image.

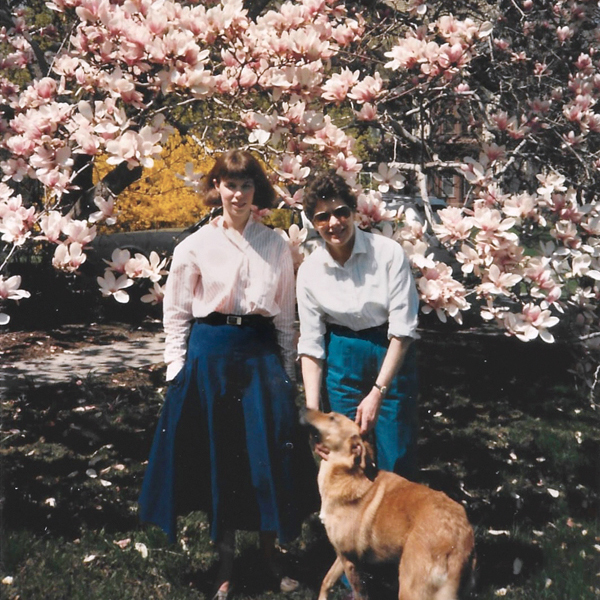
[387,244,419,340]
[296,261,327,360]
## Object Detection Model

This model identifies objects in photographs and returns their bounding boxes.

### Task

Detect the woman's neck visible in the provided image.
[327,235,355,266]
[223,212,250,234]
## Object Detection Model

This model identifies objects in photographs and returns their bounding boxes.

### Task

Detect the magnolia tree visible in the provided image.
[1,0,600,390]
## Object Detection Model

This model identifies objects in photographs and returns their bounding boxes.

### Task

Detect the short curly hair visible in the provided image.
[203,149,276,209]
[302,170,357,221]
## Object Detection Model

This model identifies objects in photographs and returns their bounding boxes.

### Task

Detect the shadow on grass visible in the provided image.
[2,329,599,599]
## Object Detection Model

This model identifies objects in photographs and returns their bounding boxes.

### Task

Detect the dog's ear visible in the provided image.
[362,439,378,480]
[350,435,367,470]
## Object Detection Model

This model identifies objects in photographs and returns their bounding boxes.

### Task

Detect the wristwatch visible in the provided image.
[373,382,388,397]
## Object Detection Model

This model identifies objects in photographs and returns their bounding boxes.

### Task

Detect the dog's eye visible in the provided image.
[329,414,336,421]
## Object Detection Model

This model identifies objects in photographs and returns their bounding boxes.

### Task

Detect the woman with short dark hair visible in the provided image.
[297,170,419,477]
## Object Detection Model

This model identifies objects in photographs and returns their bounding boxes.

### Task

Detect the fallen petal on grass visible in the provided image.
[135,543,148,558]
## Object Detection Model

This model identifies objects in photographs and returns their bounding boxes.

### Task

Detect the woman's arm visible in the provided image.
[301,354,331,460]
[355,335,413,434]
[300,354,324,410]
[272,242,296,380]
[163,241,199,381]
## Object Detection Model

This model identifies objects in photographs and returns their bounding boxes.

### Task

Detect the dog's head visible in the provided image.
[301,409,376,476]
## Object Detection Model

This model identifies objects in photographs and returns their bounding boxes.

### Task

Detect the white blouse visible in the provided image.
[163,216,296,381]
[296,225,419,360]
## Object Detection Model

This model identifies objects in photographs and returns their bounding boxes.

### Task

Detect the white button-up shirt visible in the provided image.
[163,216,295,380]
[296,225,419,360]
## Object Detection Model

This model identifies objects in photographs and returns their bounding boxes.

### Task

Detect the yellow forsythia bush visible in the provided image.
[95,132,212,232]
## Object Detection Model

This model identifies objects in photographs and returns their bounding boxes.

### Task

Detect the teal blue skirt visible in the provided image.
[324,324,418,477]
[139,321,318,543]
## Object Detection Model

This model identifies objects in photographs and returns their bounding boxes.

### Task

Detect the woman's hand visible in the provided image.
[313,443,331,461]
[355,388,383,434]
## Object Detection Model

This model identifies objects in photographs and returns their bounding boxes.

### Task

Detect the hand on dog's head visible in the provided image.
[301,409,378,479]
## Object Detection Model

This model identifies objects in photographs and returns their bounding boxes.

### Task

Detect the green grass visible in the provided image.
[1,329,599,599]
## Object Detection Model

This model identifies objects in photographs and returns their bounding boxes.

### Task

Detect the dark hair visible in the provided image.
[203,149,276,209]
[303,170,357,221]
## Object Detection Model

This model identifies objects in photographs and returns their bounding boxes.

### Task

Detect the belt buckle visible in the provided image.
[226,315,243,326]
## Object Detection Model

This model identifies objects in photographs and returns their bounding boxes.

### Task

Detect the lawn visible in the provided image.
[1,326,599,599]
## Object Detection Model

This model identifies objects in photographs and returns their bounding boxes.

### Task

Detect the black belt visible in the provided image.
[326,322,388,335]
[196,312,274,328]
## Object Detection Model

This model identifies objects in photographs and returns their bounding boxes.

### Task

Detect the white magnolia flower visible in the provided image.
[97,269,134,303]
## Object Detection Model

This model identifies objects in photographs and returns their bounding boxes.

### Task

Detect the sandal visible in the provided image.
[211,582,233,600]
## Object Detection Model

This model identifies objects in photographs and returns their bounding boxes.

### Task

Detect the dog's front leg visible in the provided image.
[318,555,345,600]
[341,557,368,600]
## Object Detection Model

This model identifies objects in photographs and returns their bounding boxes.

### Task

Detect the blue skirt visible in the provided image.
[324,324,418,477]
[139,321,318,543]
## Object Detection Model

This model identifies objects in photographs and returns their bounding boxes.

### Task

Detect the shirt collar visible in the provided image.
[320,224,367,268]
[210,214,256,250]
[211,214,256,235]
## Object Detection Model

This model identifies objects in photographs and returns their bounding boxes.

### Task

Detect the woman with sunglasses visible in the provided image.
[139,150,317,600]
[297,170,419,477]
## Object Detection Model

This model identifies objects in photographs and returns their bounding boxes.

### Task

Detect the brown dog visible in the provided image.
[302,409,476,600]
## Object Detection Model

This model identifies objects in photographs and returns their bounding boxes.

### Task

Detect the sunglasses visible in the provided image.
[312,205,352,224]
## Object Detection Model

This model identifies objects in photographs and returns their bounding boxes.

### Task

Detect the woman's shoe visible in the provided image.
[265,554,300,593]
[279,575,300,593]
[211,582,233,600]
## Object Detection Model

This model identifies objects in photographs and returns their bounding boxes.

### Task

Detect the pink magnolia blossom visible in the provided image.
[551,220,581,249]
[89,196,117,225]
[476,263,522,297]
[471,205,518,245]
[333,152,362,176]
[123,253,165,280]
[277,223,308,271]
[321,68,360,103]
[355,102,377,121]
[536,172,567,197]
[247,112,284,145]
[556,26,574,44]
[52,242,87,272]
[38,211,67,243]
[104,248,131,274]
[402,239,437,270]
[348,73,383,104]
[432,206,473,244]
[62,219,96,245]
[455,243,482,275]
[0,274,31,301]
[273,154,310,183]
[504,303,560,342]
[372,163,405,193]
[356,190,397,228]
[141,282,165,305]
[97,269,134,303]
[417,262,470,324]
[460,157,489,186]
[502,192,539,224]
[105,126,163,169]
[0,212,32,246]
